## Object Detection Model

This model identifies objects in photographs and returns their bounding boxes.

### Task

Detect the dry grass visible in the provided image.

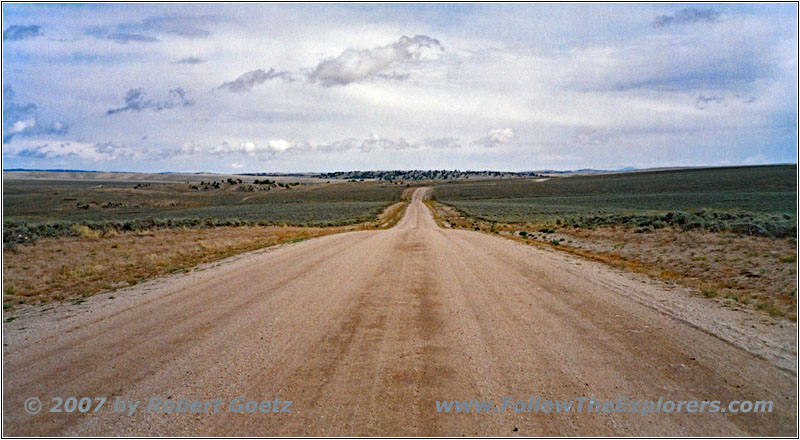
[427,201,798,321]
[370,202,409,229]
[2,225,356,308]
[3,199,413,310]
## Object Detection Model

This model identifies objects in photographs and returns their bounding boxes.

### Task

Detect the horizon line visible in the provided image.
[2,163,797,176]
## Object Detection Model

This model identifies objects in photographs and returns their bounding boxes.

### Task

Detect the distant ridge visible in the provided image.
[4,167,639,179]
[522,166,637,174]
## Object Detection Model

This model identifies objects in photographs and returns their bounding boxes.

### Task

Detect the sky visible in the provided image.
[1,3,797,173]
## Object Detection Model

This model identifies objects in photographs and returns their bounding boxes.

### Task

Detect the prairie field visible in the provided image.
[3,175,409,305]
[3,177,405,244]
[433,165,796,236]
[430,165,797,319]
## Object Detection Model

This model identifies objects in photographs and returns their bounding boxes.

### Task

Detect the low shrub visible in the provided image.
[562,209,796,238]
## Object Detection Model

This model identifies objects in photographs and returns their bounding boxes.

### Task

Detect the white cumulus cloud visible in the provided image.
[473,128,517,148]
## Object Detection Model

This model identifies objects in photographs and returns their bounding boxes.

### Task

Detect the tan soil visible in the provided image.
[545,227,797,318]
[2,188,796,436]
[2,225,359,304]
[429,202,797,320]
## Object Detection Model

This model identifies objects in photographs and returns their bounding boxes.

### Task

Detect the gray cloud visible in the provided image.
[315,138,360,153]
[2,86,68,143]
[308,35,443,87]
[302,135,463,154]
[653,8,720,28]
[575,128,616,146]
[362,135,415,152]
[420,137,462,149]
[3,25,42,41]
[2,86,36,122]
[695,95,725,110]
[132,15,216,38]
[175,56,205,64]
[696,94,758,110]
[15,147,49,159]
[315,136,417,153]
[109,33,159,43]
[106,87,195,115]
[13,141,133,161]
[86,27,159,43]
[93,142,135,160]
[375,72,411,82]
[220,35,443,94]
[557,34,769,94]
[735,94,757,104]
[87,15,217,44]
[217,69,294,93]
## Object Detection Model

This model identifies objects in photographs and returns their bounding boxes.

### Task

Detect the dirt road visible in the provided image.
[3,188,796,436]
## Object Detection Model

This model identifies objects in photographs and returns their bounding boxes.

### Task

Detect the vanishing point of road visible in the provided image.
[3,188,796,435]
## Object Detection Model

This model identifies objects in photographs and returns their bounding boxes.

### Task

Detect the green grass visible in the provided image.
[434,165,797,238]
[435,165,795,200]
[3,180,404,244]
[701,288,718,298]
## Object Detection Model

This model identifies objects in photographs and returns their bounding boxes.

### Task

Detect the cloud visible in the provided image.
[308,35,444,87]
[219,35,444,94]
[316,135,433,152]
[133,16,216,38]
[108,33,159,43]
[550,31,773,94]
[472,128,517,148]
[217,69,294,93]
[230,162,244,169]
[695,95,725,110]
[315,138,361,153]
[359,134,415,152]
[175,57,205,64]
[86,27,159,43]
[653,8,721,27]
[695,93,758,110]
[106,87,195,115]
[575,128,616,146]
[86,15,217,44]
[3,25,42,41]
[2,86,68,143]
[180,141,203,155]
[203,134,464,159]
[155,140,204,158]
[209,140,295,157]
[262,133,485,156]
[268,139,292,152]
[420,137,462,149]
[13,141,130,161]
[92,142,135,160]
[2,6,794,172]
[743,154,768,165]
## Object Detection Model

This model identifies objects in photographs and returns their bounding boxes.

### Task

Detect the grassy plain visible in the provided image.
[3,176,408,308]
[431,165,797,319]
[434,165,795,236]
[4,178,405,244]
